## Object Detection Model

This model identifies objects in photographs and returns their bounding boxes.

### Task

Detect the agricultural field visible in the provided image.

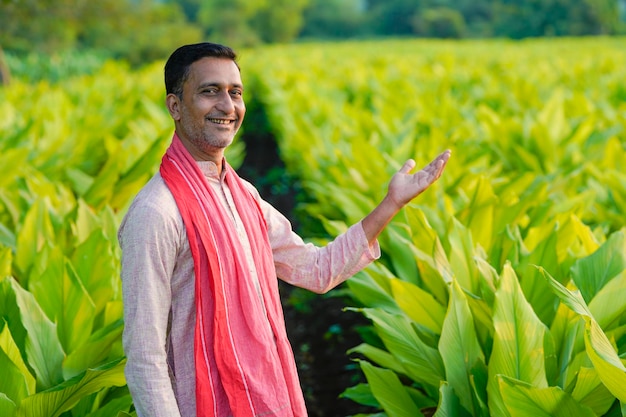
[0,36,625,417]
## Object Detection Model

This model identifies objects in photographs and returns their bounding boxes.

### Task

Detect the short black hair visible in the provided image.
[164,42,238,98]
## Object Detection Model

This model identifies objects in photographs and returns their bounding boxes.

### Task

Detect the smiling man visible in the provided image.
[118,42,450,417]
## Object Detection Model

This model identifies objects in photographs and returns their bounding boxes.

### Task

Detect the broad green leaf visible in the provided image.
[73,199,102,245]
[474,257,498,306]
[0,320,35,398]
[23,173,76,221]
[385,224,420,286]
[488,225,524,269]
[519,221,562,325]
[571,367,616,416]
[447,219,479,295]
[390,278,445,334]
[568,117,595,148]
[0,393,16,417]
[63,319,124,380]
[0,193,21,232]
[469,359,489,417]
[537,88,570,145]
[406,385,438,410]
[111,175,154,213]
[84,395,133,417]
[99,205,122,246]
[465,292,494,349]
[410,240,451,304]
[14,199,56,280]
[0,228,16,254]
[359,360,425,417]
[82,147,124,209]
[432,382,472,417]
[28,244,96,353]
[469,258,497,350]
[537,267,591,317]
[463,175,497,252]
[339,383,380,408]
[111,131,169,210]
[584,320,626,402]
[565,214,599,256]
[360,308,445,389]
[487,264,548,417]
[605,324,626,356]
[589,271,626,330]
[349,343,409,377]
[499,375,595,417]
[543,325,559,388]
[103,300,125,328]
[550,302,584,388]
[65,167,94,197]
[0,348,30,405]
[0,148,28,189]
[405,206,450,302]
[540,267,626,402]
[0,277,65,390]
[491,174,537,235]
[405,206,440,249]
[347,266,401,313]
[571,230,626,304]
[511,144,544,173]
[439,280,485,415]
[317,217,349,237]
[551,214,593,268]
[16,358,126,417]
[71,229,119,314]
[0,246,11,279]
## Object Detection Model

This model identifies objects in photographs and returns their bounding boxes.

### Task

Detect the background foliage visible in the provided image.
[0,7,625,415]
[243,37,626,416]
[1,0,625,65]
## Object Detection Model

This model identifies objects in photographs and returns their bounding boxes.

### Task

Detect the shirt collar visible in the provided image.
[196,158,227,181]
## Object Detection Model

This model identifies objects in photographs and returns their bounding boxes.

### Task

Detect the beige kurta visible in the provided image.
[118,160,380,417]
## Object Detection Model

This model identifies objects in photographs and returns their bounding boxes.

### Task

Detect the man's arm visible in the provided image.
[256,150,449,293]
[118,185,184,417]
[361,150,451,245]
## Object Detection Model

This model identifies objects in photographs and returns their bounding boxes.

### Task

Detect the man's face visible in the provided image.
[168,57,245,160]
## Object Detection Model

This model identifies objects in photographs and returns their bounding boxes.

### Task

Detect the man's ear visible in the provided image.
[166,93,181,121]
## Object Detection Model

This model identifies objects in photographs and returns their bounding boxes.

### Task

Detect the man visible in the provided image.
[118,42,450,417]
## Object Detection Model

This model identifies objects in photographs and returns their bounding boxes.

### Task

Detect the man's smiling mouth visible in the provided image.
[207,118,233,125]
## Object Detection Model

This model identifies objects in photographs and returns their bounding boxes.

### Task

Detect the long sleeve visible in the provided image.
[118,169,382,417]
[118,176,186,417]
[254,192,381,294]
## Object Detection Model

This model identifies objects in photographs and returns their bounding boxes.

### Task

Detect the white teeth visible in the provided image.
[208,118,231,124]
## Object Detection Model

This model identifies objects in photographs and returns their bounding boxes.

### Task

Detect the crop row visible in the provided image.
[0,37,625,416]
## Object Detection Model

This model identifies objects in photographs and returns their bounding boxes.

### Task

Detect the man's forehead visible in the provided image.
[184,58,242,91]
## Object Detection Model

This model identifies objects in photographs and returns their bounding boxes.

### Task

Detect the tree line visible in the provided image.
[1,0,625,66]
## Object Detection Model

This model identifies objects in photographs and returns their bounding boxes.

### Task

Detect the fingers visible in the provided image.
[433,149,451,167]
[400,149,451,178]
[398,159,417,174]
[423,149,451,176]
[432,149,451,176]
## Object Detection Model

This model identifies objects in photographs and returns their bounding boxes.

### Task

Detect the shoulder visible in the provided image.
[239,176,262,201]
[118,172,183,243]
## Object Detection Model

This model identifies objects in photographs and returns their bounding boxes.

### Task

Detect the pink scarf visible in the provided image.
[160,134,307,417]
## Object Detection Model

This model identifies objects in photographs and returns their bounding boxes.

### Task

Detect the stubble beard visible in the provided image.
[180,118,237,153]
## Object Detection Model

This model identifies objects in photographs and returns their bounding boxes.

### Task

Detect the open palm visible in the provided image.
[387,149,451,208]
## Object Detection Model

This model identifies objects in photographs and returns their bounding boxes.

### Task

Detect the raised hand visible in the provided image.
[362,149,451,243]
[386,149,451,209]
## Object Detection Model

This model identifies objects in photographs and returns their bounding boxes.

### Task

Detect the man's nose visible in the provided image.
[215,91,236,113]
